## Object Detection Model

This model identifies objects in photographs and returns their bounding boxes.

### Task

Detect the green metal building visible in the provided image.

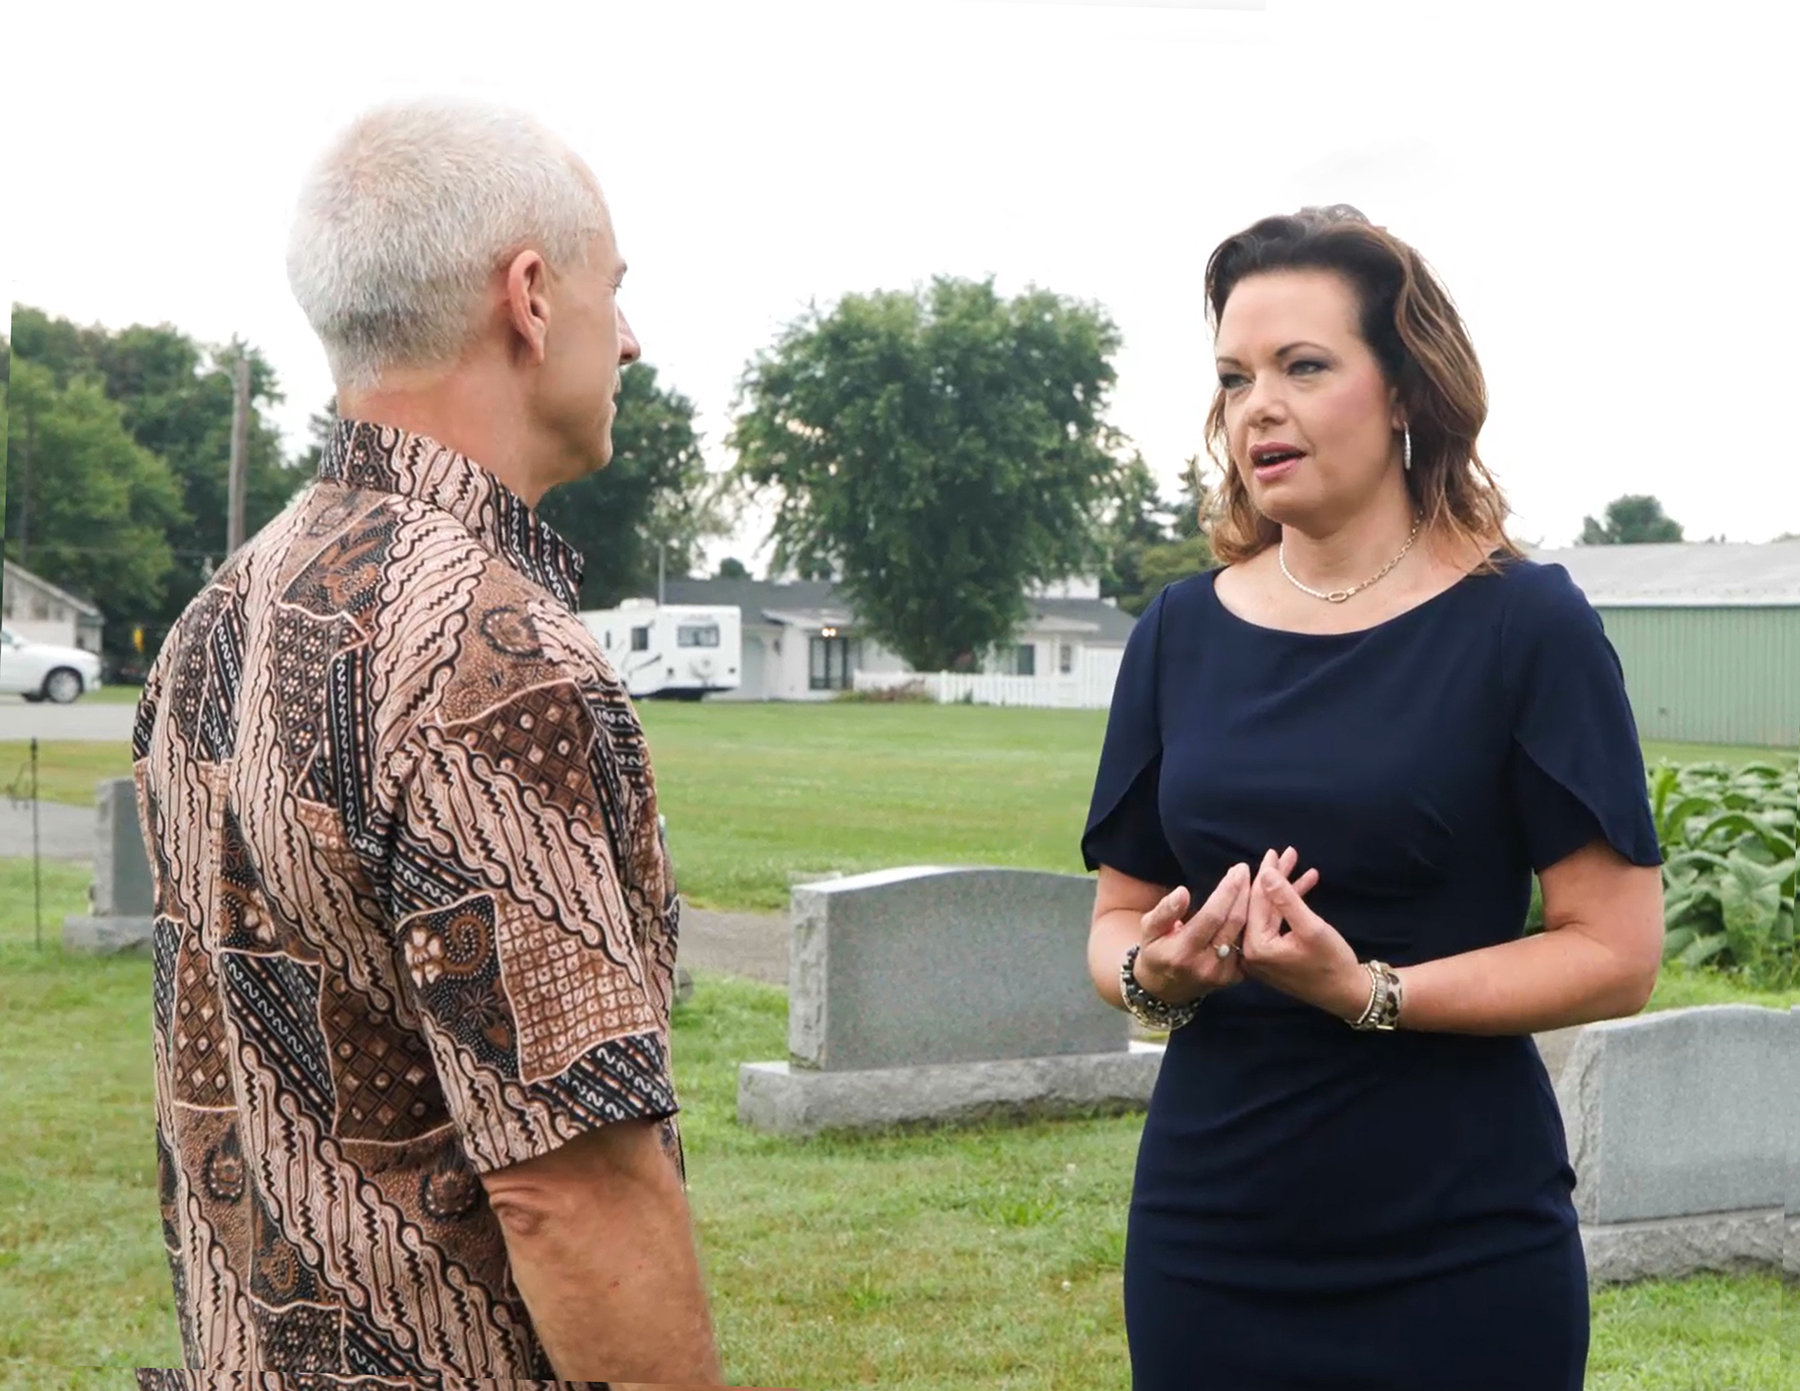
[1532,541,1800,751]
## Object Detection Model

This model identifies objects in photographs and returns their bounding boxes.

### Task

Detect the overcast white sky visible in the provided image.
[6,0,1796,569]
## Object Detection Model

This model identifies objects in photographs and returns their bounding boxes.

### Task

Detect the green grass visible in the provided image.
[4,709,1790,909]
[0,741,134,807]
[0,861,181,1384]
[84,686,145,705]
[0,907,1788,1388]
[1648,963,1800,1012]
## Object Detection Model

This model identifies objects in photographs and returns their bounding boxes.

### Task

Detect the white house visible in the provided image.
[656,577,1138,704]
[1,560,104,653]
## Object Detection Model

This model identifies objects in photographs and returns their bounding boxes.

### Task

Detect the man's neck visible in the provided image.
[339,370,553,508]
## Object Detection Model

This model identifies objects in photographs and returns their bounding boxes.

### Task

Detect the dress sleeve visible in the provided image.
[383,683,679,1175]
[1081,586,1185,887]
[1503,563,1663,872]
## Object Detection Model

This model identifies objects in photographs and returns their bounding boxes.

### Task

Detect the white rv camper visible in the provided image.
[579,600,743,700]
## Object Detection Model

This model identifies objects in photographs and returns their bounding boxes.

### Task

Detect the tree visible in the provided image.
[715,557,750,580]
[8,307,312,657]
[535,362,730,610]
[4,357,184,620]
[1096,452,1174,610]
[1578,494,1685,545]
[730,275,1129,672]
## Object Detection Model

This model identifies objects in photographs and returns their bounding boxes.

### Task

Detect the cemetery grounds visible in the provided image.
[1,702,1795,1390]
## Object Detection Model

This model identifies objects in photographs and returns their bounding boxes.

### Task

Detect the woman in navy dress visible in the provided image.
[1082,206,1665,1390]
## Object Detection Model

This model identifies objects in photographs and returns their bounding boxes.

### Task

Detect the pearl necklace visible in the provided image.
[1278,517,1422,604]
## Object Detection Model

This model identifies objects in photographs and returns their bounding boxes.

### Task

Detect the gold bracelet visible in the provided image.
[1348,960,1403,1031]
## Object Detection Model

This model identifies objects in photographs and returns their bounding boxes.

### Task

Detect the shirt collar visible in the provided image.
[319,419,585,611]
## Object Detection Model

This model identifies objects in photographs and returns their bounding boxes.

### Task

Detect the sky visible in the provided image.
[6,0,1796,572]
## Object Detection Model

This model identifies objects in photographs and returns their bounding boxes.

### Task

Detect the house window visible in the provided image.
[630,626,651,652]
[677,623,720,648]
[809,635,852,690]
[1059,642,1074,675]
[996,643,1036,676]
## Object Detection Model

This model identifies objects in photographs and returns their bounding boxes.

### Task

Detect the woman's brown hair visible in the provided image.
[1199,205,1518,567]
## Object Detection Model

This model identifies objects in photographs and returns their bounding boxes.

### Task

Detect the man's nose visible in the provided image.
[618,308,642,365]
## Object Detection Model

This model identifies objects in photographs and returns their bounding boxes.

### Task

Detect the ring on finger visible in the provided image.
[1214,941,1235,960]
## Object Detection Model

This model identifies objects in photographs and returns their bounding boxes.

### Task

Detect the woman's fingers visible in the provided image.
[1138,884,1191,944]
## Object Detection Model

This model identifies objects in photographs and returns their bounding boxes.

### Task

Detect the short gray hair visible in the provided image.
[287,97,609,389]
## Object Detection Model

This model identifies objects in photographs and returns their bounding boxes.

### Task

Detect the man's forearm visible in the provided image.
[490,1125,721,1383]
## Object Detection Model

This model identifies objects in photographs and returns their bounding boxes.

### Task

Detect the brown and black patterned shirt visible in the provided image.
[132,421,681,1389]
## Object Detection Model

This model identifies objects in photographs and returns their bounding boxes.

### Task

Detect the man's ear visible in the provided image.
[503,249,552,365]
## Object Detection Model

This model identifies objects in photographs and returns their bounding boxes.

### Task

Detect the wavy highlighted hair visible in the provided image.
[1199,205,1518,567]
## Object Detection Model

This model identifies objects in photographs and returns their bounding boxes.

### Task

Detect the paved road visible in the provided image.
[0,697,137,743]
[0,797,97,862]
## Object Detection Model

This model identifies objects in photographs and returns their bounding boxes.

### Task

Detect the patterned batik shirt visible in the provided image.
[132,420,682,1390]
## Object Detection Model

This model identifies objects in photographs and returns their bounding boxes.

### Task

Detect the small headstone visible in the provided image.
[63,777,156,953]
[787,865,1127,1071]
[1555,1003,1795,1284]
[740,866,1159,1135]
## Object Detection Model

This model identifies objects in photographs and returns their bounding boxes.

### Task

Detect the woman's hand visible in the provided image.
[1133,848,1314,1006]
[1239,848,1368,1020]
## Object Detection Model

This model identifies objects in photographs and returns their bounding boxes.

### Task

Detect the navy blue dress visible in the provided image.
[1081,558,1662,1391]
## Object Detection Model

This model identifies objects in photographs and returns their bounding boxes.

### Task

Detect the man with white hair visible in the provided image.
[133,98,723,1387]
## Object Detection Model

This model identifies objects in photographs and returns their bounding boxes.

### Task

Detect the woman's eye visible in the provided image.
[1289,359,1326,376]
[1218,373,1248,391]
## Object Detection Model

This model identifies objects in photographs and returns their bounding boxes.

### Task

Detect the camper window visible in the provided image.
[677,624,721,648]
[631,626,651,652]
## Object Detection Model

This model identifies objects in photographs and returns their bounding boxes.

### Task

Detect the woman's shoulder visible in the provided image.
[1485,552,1601,634]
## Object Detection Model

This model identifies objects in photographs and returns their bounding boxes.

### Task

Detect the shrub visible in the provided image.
[1652,761,1797,990]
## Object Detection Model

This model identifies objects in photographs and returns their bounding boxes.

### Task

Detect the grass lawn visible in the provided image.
[1,859,1791,1389]
[6,703,1790,912]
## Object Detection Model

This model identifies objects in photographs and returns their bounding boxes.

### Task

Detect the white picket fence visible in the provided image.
[855,648,1123,710]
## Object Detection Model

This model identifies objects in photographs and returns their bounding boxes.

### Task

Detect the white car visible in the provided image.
[0,626,104,703]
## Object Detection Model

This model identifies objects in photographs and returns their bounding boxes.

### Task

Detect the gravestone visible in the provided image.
[738,866,1163,1135]
[62,777,157,953]
[1554,1004,1795,1284]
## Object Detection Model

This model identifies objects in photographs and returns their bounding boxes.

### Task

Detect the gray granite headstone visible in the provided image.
[787,865,1128,1071]
[63,776,156,953]
[1556,1004,1790,1225]
[1555,1003,1795,1284]
[1786,1005,1799,1279]
[740,865,1158,1135]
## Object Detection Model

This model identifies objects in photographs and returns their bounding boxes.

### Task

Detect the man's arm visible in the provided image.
[481,1118,721,1384]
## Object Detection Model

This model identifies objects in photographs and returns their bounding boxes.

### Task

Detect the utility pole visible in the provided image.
[226,348,251,554]
[18,404,34,565]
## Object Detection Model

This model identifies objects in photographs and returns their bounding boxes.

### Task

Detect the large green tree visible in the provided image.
[1578,494,1685,545]
[9,308,311,655]
[730,276,1130,672]
[535,362,730,610]
[4,357,184,619]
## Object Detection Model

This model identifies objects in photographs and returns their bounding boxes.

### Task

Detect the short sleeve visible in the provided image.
[1081,586,1185,887]
[384,686,678,1175]
[1503,563,1662,872]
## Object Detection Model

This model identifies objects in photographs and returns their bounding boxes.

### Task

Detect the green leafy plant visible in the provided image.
[1651,761,1797,989]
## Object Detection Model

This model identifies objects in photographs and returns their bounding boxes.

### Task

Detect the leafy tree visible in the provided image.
[8,308,311,655]
[730,276,1129,672]
[4,357,184,620]
[1170,455,1210,539]
[1578,494,1685,545]
[1096,452,1173,609]
[715,557,750,580]
[535,362,730,609]
[1120,534,1216,615]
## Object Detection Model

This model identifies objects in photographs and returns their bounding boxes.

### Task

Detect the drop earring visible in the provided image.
[1402,424,1413,472]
